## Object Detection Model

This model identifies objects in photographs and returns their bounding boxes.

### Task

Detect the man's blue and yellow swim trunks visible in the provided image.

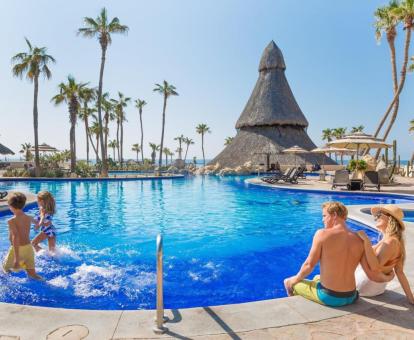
[293,275,359,307]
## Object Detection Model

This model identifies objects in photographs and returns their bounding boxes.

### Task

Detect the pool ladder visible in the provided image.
[153,234,168,334]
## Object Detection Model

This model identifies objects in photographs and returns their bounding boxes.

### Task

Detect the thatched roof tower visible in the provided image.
[210,41,335,168]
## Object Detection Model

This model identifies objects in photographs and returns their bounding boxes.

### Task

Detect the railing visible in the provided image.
[153,234,168,334]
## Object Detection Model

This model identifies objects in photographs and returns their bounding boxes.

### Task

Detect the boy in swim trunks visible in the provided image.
[2,192,42,280]
[284,202,366,307]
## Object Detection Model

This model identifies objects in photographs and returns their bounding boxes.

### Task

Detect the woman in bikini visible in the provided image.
[356,204,414,304]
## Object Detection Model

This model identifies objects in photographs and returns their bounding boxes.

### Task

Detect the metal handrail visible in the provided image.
[153,234,168,334]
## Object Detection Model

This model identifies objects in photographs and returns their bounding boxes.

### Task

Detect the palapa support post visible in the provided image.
[153,234,168,334]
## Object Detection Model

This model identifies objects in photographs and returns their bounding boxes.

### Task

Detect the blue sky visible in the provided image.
[0,0,413,160]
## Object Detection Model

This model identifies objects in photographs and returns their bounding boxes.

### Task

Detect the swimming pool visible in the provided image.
[0,176,412,310]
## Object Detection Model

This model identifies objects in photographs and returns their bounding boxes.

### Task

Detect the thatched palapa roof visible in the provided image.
[0,143,15,155]
[211,41,335,168]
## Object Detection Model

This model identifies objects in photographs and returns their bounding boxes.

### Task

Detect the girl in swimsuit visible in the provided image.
[31,191,57,252]
[356,205,414,304]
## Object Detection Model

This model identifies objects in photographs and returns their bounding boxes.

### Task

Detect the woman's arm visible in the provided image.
[394,262,414,304]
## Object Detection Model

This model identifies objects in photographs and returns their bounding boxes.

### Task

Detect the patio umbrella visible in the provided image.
[0,143,15,155]
[327,132,391,160]
[29,143,59,154]
[311,146,356,166]
[283,145,309,166]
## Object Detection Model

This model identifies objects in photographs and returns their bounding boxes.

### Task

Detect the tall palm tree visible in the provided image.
[78,8,129,176]
[375,0,414,152]
[149,143,160,165]
[11,38,55,176]
[332,127,347,139]
[108,139,118,161]
[111,92,130,167]
[79,106,97,164]
[322,128,333,142]
[132,143,141,162]
[224,136,234,145]
[100,92,115,159]
[196,123,211,166]
[51,76,88,173]
[163,147,171,165]
[135,99,147,163]
[153,81,179,168]
[19,143,33,161]
[174,134,185,159]
[79,86,97,164]
[351,125,365,133]
[373,1,400,141]
[183,137,194,163]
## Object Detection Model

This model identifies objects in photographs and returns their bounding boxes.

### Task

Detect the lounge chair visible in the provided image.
[261,168,293,184]
[331,170,350,190]
[282,168,301,184]
[377,168,390,185]
[296,166,306,179]
[0,191,8,199]
[362,171,380,191]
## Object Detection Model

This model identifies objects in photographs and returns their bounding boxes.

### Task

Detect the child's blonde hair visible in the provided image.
[37,191,56,215]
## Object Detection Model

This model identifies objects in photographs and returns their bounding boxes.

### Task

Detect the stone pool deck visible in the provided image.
[0,177,414,339]
[0,191,37,214]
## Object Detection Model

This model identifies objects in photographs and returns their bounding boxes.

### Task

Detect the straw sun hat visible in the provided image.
[371,205,405,230]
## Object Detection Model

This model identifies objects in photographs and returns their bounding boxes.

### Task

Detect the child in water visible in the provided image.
[32,191,57,252]
[2,192,42,279]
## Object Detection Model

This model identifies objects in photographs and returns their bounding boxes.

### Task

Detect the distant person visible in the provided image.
[2,192,42,279]
[284,202,390,307]
[356,205,414,304]
[32,191,57,252]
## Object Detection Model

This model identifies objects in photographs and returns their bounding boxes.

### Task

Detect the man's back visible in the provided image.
[320,226,364,292]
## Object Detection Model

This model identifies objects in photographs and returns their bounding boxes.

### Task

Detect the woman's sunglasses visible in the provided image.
[374,212,390,220]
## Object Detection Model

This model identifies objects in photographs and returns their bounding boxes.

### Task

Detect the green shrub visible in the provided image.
[347,159,367,172]
[75,161,96,178]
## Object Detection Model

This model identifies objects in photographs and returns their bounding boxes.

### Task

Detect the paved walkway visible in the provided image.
[0,177,413,339]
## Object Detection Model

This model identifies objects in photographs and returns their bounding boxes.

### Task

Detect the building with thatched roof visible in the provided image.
[210,41,335,169]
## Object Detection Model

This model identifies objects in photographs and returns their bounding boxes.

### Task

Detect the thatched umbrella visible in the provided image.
[327,132,390,160]
[210,41,334,168]
[29,143,59,154]
[283,145,309,166]
[311,146,356,166]
[0,143,15,155]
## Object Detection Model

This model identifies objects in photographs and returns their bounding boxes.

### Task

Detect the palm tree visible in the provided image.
[375,0,414,153]
[153,81,179,168]
[373,1,400,141]
[322,128,333,142]
[163,147,171,165]
[174,134,185,159]
[409,119,414,163]
[224,136,234,145]
[183,137,194,163]
[108,139,118,161]
[79,86,97,164]
[111,92,130,167]
[149,143,160,165]
[332,127,347,139]
[90,121,102,162]
[135,99,147,163]
[19,143,33,161]
[51,76,88,173]
[100,92,115,159]
[78,8,129,176]
[351,125,365,133]
[196,123,211,166]
[11,38,55,176]
[132,143,141,162]
[79,107,97,164]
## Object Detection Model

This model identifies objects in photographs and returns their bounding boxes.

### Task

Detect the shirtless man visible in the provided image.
[2,192,42,280]
[284,201,374,306]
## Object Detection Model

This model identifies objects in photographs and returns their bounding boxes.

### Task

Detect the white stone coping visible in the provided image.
[1,182,413,338]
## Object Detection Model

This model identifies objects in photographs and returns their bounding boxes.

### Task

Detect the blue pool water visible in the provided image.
[0,176,412,310]
[403,210,414,222]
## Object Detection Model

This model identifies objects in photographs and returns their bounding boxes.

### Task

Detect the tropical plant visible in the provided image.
[174,134,185,159]
[373,0,414,158]
[108,139,118,161]
[149,143,160,165]
[79,86,97,164]
[332,127,347,139]
[111,92,130,167]
[132,143,141,162]
[19,143,33,161]
[183,137,194,162]
[75,160,97,178]
[347,159,368,172]
[78,7,129,176]
[322,128,333,142]
[351,125,365,133]
[224,136,234,145]
[79,107,98,164]
[163,147,171,165]
[89,120,107,162]
[196,123,211,166]
[51,76,88,173]
[100,92,115,159]
[153,80,179,168]
[135,99,147,163]
[11,38,55,176]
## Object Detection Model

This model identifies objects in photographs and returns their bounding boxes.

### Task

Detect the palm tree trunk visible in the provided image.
[88,132,100,162]
[96,135,99,160]
[120,118,124,167]
[104,111,109,160]
[84,116,90,164]
[158,96,167,168]
[33,76,40,176]
[165,153,168,166]
[184,144,189,162]
[70,118,76,173]
[116,120,120,163]
[136,151,139,163]
[97,46,108,176]
[112,147,115,160]
[140,110,144,163]
[202,133,205,166]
